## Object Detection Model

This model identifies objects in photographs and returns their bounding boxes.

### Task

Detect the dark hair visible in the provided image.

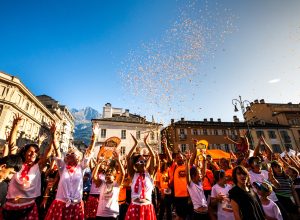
[0,155,23,172]
[190,166,198,178]
[214,170,225,183]
[132,154,143,164]
[232,165,249,185]
[18,143,39,163]
[248,156,260,165]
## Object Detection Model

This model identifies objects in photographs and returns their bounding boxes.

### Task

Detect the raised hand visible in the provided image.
[38,133,48,144]
[13,113,23,125]
[113,150,120,161]
[92,124,100,136]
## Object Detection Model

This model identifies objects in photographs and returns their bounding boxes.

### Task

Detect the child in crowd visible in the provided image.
[254,181,283,220]
[211,170,234,220]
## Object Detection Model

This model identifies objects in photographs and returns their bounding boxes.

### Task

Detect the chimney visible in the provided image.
[171,119,174,124]
[254,99,259,104]
[103,103,112,118]
[260,99,265,104]
[210,118,213,122]
[217,118,221,122]
[288,102,292,105]
[124,109,129,117]
[181,117,185,121]
[204,118,207,122]
[233,115,239,123]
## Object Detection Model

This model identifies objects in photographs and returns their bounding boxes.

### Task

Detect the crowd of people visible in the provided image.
[0,114,300,220]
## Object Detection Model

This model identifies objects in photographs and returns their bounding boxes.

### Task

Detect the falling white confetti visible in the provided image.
[120,0,236,124]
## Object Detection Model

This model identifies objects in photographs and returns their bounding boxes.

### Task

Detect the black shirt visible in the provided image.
[0,181,8,207]
[229,185,265,220]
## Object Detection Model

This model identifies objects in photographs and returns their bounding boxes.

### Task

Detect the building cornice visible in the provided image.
[0,72,56,121]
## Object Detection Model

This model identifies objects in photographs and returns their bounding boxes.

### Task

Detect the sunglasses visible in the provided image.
[136,160,146,165]
[66,152,76,157]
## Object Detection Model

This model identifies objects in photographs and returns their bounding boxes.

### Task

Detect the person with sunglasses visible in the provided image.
[3,116,54,220]
[44,124,93,220]
[125,133,157,220]
[94,151,125,220]
[229,165,265,220]
[248,156,280,203]
[211,169,234,220]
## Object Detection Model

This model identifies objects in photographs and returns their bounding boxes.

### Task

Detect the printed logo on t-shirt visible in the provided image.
[178,170,186,178]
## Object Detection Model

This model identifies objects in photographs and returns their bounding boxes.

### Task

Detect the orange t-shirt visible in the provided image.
[174,165,188,197]
[225,169,233,185]
[202,169,214,191]
[118,186,126,204]
[159,171,169,193]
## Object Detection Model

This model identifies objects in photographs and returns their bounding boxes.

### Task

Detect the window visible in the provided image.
[150,132,155,140]
[225,144,229,152]
[214,130,218,135]
[280,130,291,143]
[136,131,141,140]
[121,130,126,139]
[25,102,29,111]
[101,129,106,138]
[197,129,201,135]
[271,144,281,153]
[179,129,185,134]
[120,146,126,156]
[222,130,226,135]
[181,144,187,153]
[268,130,276,139]
[193,129,197,135]
[256,130,265,138]
[203,129,207,135]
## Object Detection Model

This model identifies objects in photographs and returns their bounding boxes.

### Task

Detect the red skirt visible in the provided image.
[44,199,84,220]
[125,203,156,220]
[85,194,99,219]
[2,201,38,220]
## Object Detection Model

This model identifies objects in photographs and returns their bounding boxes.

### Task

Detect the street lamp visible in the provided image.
[232,95,251,115]
[232,95,254,148]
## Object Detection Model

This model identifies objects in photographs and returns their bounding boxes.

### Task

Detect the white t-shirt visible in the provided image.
[249,170,278,202]
[96,181,120,218]
[90,174,105,195]
[131,172,153,202]
[187,181,207,210]
[211,184,234,220]
[262,199,283,220]
[7,163,41,199]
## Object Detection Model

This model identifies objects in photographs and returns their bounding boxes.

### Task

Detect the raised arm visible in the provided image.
[185,151,192,185]
[144,133,156,176]
[88,124,100,153]
[50,123,61,159]
[253,137,263,157]
[127,134,138,178]
[113,151,125,186]
[260,136,273,161]
[92,160,104,187]
[225,135,239,145]
[8,114,23,154]
[162,135,172,163]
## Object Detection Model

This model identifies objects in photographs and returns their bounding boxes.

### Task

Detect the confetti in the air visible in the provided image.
[120,0,236,124]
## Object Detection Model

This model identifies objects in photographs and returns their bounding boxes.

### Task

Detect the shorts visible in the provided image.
[174,197,189,218]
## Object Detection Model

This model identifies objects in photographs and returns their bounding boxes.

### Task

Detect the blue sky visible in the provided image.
[1,0,300,125]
